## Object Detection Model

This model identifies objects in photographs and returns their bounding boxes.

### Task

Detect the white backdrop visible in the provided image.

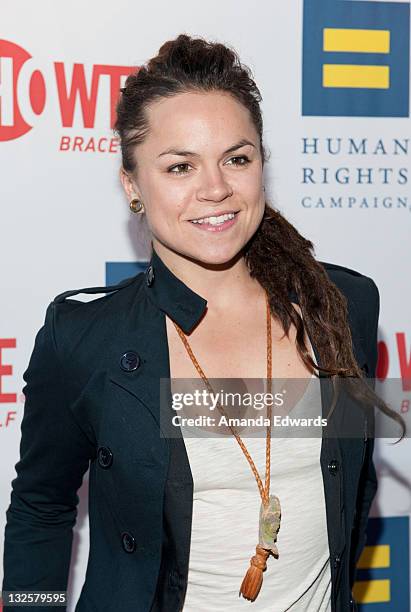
[1,1,410,609]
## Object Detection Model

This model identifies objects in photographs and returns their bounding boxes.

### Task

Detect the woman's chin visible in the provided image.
[184,244,245,268]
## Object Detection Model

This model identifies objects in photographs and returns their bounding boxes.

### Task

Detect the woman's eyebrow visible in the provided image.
[157,138,256,158]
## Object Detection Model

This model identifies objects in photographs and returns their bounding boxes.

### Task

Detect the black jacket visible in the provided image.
[2,247,379,612]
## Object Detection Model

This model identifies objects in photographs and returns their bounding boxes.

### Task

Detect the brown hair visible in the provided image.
[114,34,405,440]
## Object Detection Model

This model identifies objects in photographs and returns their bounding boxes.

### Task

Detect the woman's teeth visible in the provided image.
[190,212,236,225]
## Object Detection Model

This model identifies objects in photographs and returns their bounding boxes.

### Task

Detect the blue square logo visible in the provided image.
[354,516,410,610]
[302,0,410,116]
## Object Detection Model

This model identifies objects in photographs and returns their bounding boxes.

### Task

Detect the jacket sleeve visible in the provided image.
[2,301,95,609]
[349,278,380,588]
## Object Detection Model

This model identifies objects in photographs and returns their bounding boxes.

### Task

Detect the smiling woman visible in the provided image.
[2,33,405,612]
[117,86,266,266]
[111,34,404,611]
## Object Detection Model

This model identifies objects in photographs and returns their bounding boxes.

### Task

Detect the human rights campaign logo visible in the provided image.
[302,0,410,117]
[353,516,409,610]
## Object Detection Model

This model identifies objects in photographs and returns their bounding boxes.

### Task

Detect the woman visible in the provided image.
[2,34,405,612]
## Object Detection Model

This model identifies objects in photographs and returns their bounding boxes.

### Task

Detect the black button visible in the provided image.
[146,265,154,286]
[97,446,113,469]
[328,459,339,475]
[121,531,136,553]
[333,554,341,569]
[120,351,140,372]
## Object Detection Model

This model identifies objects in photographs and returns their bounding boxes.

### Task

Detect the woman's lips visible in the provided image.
[188,211,239,232]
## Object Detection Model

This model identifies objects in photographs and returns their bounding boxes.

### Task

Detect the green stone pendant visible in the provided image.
[258,494,281,556]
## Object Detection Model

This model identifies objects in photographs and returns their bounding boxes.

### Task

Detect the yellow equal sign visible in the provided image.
[353,545,391,604]
[323,64,390,89]
[324,28,390,53]
[353,579,390,604]
[357,544,390,569]
[322,28,390,90]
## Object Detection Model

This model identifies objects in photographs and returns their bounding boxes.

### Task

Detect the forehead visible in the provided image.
[144,90,256,146]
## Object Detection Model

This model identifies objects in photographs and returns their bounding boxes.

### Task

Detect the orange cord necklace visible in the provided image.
[172,290,281,602]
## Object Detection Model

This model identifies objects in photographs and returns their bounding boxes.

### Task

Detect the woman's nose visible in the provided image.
[196,168,233,201]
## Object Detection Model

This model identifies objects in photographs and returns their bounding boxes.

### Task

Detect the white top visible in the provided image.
[180,338,332,611]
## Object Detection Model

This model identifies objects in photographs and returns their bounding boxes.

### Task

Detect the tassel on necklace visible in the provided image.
[239,545,272,601]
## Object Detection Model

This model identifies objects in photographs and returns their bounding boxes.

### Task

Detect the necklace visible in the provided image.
[172,290,281,602]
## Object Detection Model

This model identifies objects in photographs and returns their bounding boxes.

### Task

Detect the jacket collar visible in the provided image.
[143,246,300,334]
[143,246,208,334]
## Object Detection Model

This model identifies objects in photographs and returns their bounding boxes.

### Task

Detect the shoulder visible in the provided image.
[51,270,145,310]
[320,259,380,316]
[45,271,146,348]
[52,271,144,306]
[319,260,379,311]
[319,261,380,375]
[34,271,147,392]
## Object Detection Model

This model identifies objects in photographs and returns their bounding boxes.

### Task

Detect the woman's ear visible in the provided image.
[119,167,140,201]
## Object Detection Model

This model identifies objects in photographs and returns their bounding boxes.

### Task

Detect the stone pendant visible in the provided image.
[258,494,281,556]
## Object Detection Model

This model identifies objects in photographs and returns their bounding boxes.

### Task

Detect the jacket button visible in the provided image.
[120,351,140,372]
[328,459,339,475]
[97,446,113,469]
[121,531,136,553]
[333,554,341,569]
[146,265,155,286]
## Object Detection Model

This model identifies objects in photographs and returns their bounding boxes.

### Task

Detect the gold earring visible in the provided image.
[129,198,145,214]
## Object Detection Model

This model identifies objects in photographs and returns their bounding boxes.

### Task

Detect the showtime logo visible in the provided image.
[0,39,135,148]
[0,338,18,431]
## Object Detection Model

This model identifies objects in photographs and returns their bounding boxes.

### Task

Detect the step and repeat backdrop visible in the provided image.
[1,0,410,609]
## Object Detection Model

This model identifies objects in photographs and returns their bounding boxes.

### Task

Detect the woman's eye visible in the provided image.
[168,163,191,175]
[227,155,250,166]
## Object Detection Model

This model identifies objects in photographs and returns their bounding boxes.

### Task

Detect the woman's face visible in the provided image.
[120,90,265,265]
